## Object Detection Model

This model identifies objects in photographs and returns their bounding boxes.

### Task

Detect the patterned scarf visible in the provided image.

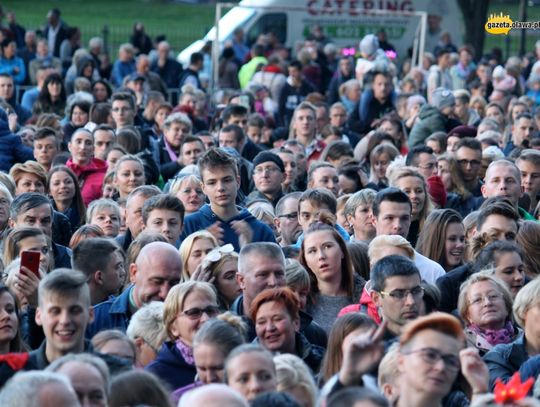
[175,339,194,365]
[163,137,178,162]
[468,321,515,347]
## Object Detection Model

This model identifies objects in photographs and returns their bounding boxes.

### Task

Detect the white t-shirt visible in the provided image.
[414,250,445,285]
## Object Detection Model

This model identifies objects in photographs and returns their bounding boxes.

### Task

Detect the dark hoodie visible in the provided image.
[145,341,196,391]
[181,204,276,252]
[76,55,96,79]
[0,109,33,171]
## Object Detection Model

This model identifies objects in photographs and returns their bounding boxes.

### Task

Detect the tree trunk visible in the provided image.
[456,0,491,60]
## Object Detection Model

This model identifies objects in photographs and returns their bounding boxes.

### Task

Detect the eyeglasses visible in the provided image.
[402,347,460,371]
[278,212,298,220]
[379,286,424,301]
[469,293,503,307]
[457,159,481,168]
[417,162,436,170]
[182,305,220,320]
[254,166,282,175]
[205,244,235,263]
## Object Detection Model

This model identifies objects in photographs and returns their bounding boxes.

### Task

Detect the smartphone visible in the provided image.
[20,251,40,277]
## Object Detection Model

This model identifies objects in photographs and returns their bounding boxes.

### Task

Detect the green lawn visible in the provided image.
[3,0,537,59]
[2,0,216,55]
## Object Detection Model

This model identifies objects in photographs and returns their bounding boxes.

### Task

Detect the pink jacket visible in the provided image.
[66,158,108,206]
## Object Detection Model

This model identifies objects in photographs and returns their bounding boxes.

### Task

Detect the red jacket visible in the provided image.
[66,158,108,206]
[338,284,381,324]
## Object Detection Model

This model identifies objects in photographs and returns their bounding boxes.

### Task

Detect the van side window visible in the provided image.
[247,13,287,46]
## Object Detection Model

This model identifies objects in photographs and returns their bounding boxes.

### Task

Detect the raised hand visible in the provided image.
[14,266,41,308]
[207,222,225,245]
[460,347,489,395]
[231,220,253,248]
[339,320,387,386]
[190,261,215,283]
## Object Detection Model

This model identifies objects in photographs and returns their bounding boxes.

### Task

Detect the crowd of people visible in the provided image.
[0,4,538,407]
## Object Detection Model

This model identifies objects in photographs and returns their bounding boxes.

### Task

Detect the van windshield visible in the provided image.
[205,7,255,41]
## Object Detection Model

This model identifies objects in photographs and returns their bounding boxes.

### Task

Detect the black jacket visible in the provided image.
[52,242,72,269]
[26,340,130,373]
[242,138,262,162]
[253,332,325,373]
[436,263,473,313]
[157,137,182,181]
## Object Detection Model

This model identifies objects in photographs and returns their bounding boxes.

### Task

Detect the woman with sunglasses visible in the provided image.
[145,281,220,390]
[190,244,241,309]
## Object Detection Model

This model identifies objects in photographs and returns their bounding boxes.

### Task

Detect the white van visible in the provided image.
[178,0,463,66]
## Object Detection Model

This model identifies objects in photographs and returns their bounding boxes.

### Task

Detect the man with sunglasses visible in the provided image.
[87,241,182,339]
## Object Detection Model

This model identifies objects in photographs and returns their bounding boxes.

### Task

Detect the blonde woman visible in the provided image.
[9,161,47,196]
[146,281,219,391]
[178,231,218,282]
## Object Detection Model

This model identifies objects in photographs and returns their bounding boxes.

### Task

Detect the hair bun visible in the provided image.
[217,311,248,338]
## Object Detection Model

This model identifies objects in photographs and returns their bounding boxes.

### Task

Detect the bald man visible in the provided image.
[481,159,534,218]
[87,241,182,338]
[179,384,248,407]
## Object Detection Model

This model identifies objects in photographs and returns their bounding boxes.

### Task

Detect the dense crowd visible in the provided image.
[0,5,538,407]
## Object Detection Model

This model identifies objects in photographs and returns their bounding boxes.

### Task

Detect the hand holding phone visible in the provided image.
[20,251,41,278]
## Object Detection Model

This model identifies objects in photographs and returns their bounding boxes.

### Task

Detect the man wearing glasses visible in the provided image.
[110,91,155,153]
[370,255,424,341]
[274,192,302,247]
[455,137,483,197]
[247,151,285,208]
[405,145,438,180]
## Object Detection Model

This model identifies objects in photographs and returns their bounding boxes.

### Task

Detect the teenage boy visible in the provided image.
[72,238,126,305]
[370,188,445,284]
[516,149,540,212]
[293,188,350,249]
[33,127,60,172]
[221,104,262,161]
[142,193,185,247]
[31,269,95,368]
[87,242,182,337]
[181,148,276,251]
